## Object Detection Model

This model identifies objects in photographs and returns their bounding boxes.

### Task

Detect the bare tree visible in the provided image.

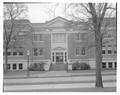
[3,3,28,73]
[64,3,116,88]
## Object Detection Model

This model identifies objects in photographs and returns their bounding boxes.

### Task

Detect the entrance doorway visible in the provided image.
[56,55,63,64]
[52,52,67,64]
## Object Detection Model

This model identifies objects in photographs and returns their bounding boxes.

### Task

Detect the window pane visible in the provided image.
[102,62,106,68]
[115,62,117,68]
[13,64,16,70]
[34,48,38,56]
[7,52,11,56]
[52,33,66,43]
[39,48,43,55]
[19,64,23,69]
[108,62,112,68]
[33,34,38,41]
[76,33,80,40]
[13,52,17,56]
[114,50,117,54]
[81,33,86,40]
[76,47,80,55]
[108,50,112,54]
[39,34,43,41]
[7,64,10,70]
[82,47,85,55]
[102,50,105,54]
[19,52,23,56]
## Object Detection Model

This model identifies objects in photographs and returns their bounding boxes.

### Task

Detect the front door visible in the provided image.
[56,52,64,64]
[56,55,63,64]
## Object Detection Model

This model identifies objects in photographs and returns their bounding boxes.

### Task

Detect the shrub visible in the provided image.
[29,62,45,71]
[72,62,90,70]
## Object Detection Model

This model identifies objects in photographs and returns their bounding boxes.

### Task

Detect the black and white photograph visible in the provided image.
[2,0,118,93]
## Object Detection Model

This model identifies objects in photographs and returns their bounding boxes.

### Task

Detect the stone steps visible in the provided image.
[50,64,67,71]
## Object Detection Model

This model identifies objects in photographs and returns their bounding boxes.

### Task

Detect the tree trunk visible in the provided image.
[95,28,103,88]
[4,46,8,73]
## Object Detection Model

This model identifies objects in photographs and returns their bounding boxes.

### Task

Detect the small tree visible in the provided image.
[3,3,27,73]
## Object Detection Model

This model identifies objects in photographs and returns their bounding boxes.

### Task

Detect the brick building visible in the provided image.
[3,16,117,71]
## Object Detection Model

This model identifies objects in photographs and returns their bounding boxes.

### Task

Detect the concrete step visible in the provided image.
[50,64,67,71]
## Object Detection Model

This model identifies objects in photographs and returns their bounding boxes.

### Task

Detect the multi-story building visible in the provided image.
[3,16,117,71]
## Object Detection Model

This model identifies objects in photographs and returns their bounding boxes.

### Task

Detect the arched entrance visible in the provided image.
[51,47,67,70]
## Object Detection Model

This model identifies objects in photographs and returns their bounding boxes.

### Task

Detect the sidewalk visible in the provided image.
[4,70,116,79]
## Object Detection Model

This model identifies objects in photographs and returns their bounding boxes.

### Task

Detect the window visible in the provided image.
[52,33,66,43]
[76,47,81,55]
[108,62,112,68]
[19,52,23,56]
[7,64,10,70]
[108,45,112,47]
[39,34,43,41]
[102,50,106,54]
[114,50,117,54]
[33,34,38,41]
[13,64,16,70]
[52,53,54,62]
[108,50,112,54]
[33,48,43,56]
[76,33,81,40]
[114,62,117,68]
[81,47,85,55]
[7,52,11,56]
[65,52,67,62]
[39,48,43,56]
[81,33,86,40]
[13,52,17,56]
[102,62,106,68]
[107,34,112,38]
[76,33,86,40]
[19,64,23,69]
[33,48,38,56]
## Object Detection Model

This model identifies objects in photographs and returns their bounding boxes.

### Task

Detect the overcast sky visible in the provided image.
[27,3,66,23]
[26,3,116,23]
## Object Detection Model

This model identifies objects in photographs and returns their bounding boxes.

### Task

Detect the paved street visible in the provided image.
[3,70,116,92]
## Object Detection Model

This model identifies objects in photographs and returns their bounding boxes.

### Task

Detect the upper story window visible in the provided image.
[7,52,11,56]
[13,52,17,56]
[33,48,43,56]
[39,34,43,41]
[7,64,10,70]
[33,34,38,41]
[81,47,86,55]
[108,50,112,54]
[33,34,43,41]
[76,47,86,55]
[76,33,81,40]
[52,33,66,43]
[19,52,23,56]
[102,50,106,54]
[76,47,81,55]
[39,48,43,56]
[114,50,117,54]
[33,48,38,56]
[76,33,86,41]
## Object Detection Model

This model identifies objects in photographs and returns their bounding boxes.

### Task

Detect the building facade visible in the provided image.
[3,16,117,71]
